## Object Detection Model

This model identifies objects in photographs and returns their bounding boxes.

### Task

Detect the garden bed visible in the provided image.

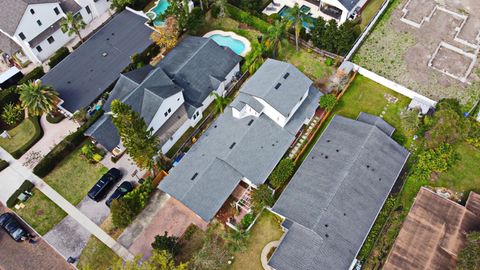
[0,116,43,159]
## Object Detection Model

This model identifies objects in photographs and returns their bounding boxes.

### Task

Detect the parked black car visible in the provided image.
[88,168,122,202]
[0,213,29,242]
[106,181,134,207]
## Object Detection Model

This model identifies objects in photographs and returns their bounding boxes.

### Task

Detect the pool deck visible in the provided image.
[203,30,251,57]
[262,0,339,22]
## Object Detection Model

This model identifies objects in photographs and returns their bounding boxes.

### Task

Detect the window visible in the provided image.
[18,32,26,40]
[85,6,91,14]
[196,111,199,116]
[37,20,42,26]
[274,83,281,89]
[164,112,168,117]
[54,7,60,15]
[47,36,55,44]
[36,45,42,52]
[193,114,197,120]
[283,72,290,79]
[30,9,35,15]
[168,108,171,113]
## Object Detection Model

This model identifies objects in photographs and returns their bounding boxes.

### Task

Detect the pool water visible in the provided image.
[209,34,246,55]
[149,0,170,27]
[278,5,314,29]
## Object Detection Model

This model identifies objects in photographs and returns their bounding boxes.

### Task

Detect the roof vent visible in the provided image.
[106,38,110,41]
[325,155,328,159]
[229,142,236,149]
[111,32,115,36]
[248,119,254,126]
[272,144,275,147]
[379,178,382,181]
[67,81,71,84]
[336,149,339,152]
[283,72,290,79]
[325,234,329,238]
[274,83,281,89]
[366,165,370,168]
[311,156,315,159]
[324,224,328,227]
[214,125,217,128]
[102,52,108,57]
[191,173,198,181]
[343,213,347,216]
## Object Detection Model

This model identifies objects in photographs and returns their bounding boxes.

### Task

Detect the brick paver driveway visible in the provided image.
[0,204,74,270]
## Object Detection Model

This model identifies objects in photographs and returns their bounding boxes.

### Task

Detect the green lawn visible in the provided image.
[14,188,67,235]
[230,211,284,270]
[278,40,335,80]
[195,16,262,45]
[0,118,39,154]
[43,143,108,205]
[359,0,385,30]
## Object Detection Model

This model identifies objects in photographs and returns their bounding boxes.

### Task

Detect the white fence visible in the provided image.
[352,63,437,107]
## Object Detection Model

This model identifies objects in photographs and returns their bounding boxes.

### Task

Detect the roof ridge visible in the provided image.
[172,37,209,75]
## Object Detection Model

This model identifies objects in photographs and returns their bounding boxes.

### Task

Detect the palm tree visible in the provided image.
[60,12,86,43]
[18,81,59,118]
[210,92,232,114]
[266,19,288,58]
[244,42,266,74]
[286,4,308,51]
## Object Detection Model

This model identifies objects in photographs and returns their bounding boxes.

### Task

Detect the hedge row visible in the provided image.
[226,3,270,33]
[48,47,70,69]
[18,66,45,85]
[46,113,65,124]
[0,159,9,172]
[6,180,34,208]
[123,44,160,72]
[33,110,103,177]
[11,116,44,159]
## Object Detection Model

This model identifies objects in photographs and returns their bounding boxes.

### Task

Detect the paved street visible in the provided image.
[0,204,74,270]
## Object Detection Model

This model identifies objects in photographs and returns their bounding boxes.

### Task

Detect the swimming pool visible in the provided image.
[203,30,251,56]
[278,5,314,29]
[146,0,170,27]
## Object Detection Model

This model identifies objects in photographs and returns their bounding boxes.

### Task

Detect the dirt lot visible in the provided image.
[353,0,480,103]
[0,204,74,270]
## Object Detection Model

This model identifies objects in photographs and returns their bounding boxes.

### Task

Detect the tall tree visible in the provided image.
[286,4,308,51]
[18,81,59,118]
[214,0,228,18]
[251,184,274,213]
[152,231,180,256]
[210,92,232,114]
[111,0,134,11]
[266,19,288,58]
[151,16,179,53]
[244,42,266,74]
[162,0,190,31]
[110,100,161,170]
[60,12,86,43]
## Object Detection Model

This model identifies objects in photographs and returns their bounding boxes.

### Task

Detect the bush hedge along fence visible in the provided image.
[48,47,70,69]
[18,66,45,85]
[6,180,34,208]
[226,4,270,34]
[11,116,44,159]
[33,110,103,177]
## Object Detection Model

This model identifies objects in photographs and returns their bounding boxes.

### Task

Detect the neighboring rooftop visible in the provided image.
[338,0,361,11]
[159,61,321,221]
[41,9,153,113]
[384,188,480,270]
[356,112,396,136]
[86,37,241,151]
[269,114,410,270]
[240,58,312,117]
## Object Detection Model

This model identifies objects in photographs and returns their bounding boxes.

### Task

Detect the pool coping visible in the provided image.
[203,30,252,57]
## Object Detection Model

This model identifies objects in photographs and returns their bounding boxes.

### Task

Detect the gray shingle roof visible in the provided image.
[86,37,241,152]
[269,114,410,270]
[0,32,21,56]
[41,9,153,113]
[356,112,395,136]
[241,59,312,117]
[159,36,241,107]
[338,0,361,11]
[159,62,321,221]
[0,0,60,35]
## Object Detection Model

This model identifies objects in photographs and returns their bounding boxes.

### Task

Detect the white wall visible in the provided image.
[148,91,185,132]
[34,28,72,61]
[160,118,191,153]
[14,3,64,43]
[232,103,262,119]
[254,97,288,127]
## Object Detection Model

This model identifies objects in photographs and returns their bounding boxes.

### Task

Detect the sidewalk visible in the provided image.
[0,147,134,262]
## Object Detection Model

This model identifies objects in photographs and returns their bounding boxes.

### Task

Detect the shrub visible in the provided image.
[33,110,103,177]
[186,7,204,32]
[211,4,221,18]
[11,116,44,159]
[426,106,470,149]
[0,87,20,110]
[324,58,334,66]
[269,158,295,189]
[110,198,136,228]
[151,231,180,256]
[412,143,459,182]
[240,213,254,229]
[48,47,70,69]
[1,103,23,126]
[46,112,65,124]
[18,66,45,85]
[319,94,338,112]
[251,184,274,213]
[6,180,34,208]
[124,44,160,72]
[0,159,9,172]
[226,4,270,33]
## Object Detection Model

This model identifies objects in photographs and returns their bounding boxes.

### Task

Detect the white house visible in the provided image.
[0,0,111,65]
[85,36,242,154]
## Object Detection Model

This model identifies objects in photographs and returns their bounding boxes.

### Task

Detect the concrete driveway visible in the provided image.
[0,166,24,204]
[0,204,74,270]
[118,194,208,259]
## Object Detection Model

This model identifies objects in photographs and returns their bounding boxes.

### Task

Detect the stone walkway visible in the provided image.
[0,147,134,261]
[261,240,280,270]
[18,115,78,168]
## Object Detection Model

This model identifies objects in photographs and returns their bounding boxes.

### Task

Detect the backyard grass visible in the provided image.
[195,15,262,45]
[176,225,207,264]
[278,40,335,80]
[77,216,123,270]
[0,118,40,154]
[359,0,386,30]
[43,143,108,205]
[14,188,67,235]
[229,210,284,270]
